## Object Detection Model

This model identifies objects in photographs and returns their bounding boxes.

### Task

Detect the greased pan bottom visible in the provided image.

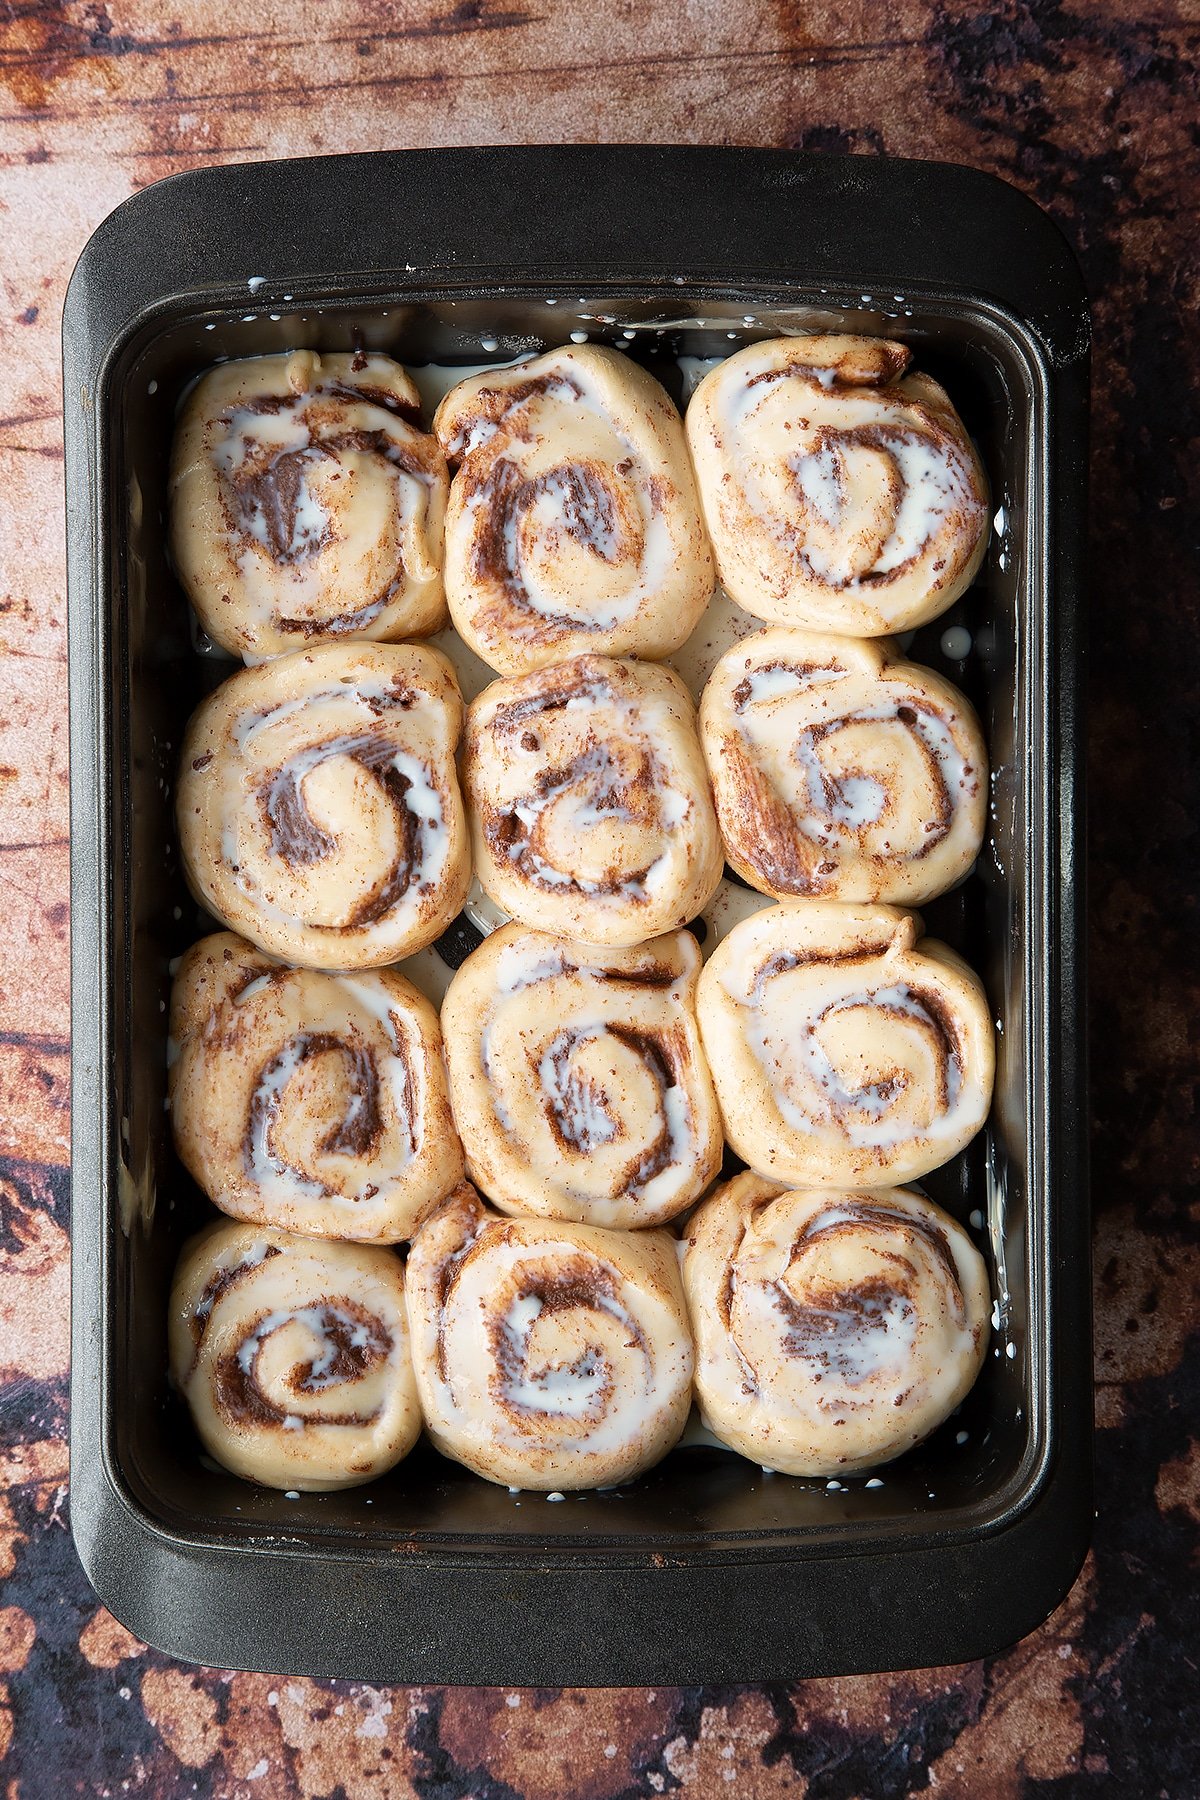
[65,146,1090,1682]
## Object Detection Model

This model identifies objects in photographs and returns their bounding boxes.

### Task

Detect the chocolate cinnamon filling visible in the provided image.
[485,739,657,898]
[470,455,634,608]
[772,1273,916,1379]
[487,1259,645,1415]
[246,1031,384,1184]
[192,1244,282,1349]
[261,733,424,927]
[215,1300,389,1426]
[444,372,580,459]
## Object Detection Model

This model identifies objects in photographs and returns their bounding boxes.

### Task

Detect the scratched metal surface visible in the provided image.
[0,2,1198,1793]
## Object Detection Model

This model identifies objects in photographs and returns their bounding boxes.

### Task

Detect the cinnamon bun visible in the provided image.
[169,932,463,1242]
[464,653,722,946]
[170,351,448,658]
[441,924,721,1228]
[697,901,994,1187]
[682,1174,990,1474]
[700,626,986,903]
[686,336,988,635]
[168,1219,420,1490]
[433,345,712,674]
[177,642,470,968]
[405,1185,693,1489]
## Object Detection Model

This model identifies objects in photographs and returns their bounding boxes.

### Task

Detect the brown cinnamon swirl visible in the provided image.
[405,1185,693,1489]
[463,653,723,947]
[686,336,988,635]
[168,1219,420,1490]
[682,1174,990,1474]
[170,350,449,658]
[169,932,463,1242]
[441,924,721,1228]
[176,642,470,969]
[697,901,994,1187]
[700,626,987,903]
[433,346,713,674]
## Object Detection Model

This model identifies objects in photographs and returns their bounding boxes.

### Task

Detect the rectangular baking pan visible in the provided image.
[65,145,1091,1684]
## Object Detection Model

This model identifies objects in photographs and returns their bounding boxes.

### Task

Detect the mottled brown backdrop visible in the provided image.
[0,1,1197,1794]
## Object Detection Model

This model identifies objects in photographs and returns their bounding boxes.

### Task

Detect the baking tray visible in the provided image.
[64,145,1091,1684]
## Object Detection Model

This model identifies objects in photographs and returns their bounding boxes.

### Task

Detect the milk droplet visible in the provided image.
[569,331,588,344]
[247,276,267,293]
[480,337,499,352]
[941,625,973,660]
[546,1490,566,1502]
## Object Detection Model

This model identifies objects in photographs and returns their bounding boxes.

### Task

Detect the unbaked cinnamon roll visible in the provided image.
[433,346,713,674]
[405,1184,693,1489]
[464,654,722,946]
[177,642,470,969]
[700,626,987,904]
[687,336,988,635]
[169,932,463,1243]
[682,1174,990,1475]
[170,350,448,658]
[168,1219,420,1490]
[697,901,994,1187]
[441,924,721,1228]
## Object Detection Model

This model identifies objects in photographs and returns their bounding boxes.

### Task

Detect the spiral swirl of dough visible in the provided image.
[686,336,988,635]
[168,1219,420,1490]
[177,642,470,969]
[169,932,463,1243]
[441,924,721,1228]
[700,626,987,903]
[464,654,723,947]
[433,345,713,675]
[682,1174,990,1475]
[405,1185,693,1489]
[170,351,448,658]
[697,902,994,1187]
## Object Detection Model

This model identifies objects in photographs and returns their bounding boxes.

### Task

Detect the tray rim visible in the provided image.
[65,143,1091,1683]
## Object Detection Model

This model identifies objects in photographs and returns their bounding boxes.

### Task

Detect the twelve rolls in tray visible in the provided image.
[167,334,999,1496]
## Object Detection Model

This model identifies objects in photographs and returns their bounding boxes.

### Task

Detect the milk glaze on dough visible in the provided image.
[170,351,449,658]
[441,923,722,1228]
[176,641,470,969]
[168,1219,421,1491]
[700,625,987,904]
[463,653,723,947]
[697,901,995,1188]
[169,932,464,1243]
[405,1184,694,1489]
[434,345,713,674]
[682,1174,990,1475]
[686,335,988,635]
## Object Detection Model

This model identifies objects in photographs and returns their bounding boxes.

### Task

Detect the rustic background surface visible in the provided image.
[0,1,1197,1794]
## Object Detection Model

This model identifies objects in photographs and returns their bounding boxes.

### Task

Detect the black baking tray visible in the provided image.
[64,145,1091,1684]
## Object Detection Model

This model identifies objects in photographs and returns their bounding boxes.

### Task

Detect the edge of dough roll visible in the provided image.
[168,1219,421,1491]
[463,652,723,947]
[697,900,995,1188]
[686,335,989,635]
[169,931,464,1243]
[682,1174,990,1475]
[700,625,987,904]
[405,1184,694,1489]
[176,641,470,969]
[434,344,713,674]
[170,350,449,658]
[441,923,722,1228]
